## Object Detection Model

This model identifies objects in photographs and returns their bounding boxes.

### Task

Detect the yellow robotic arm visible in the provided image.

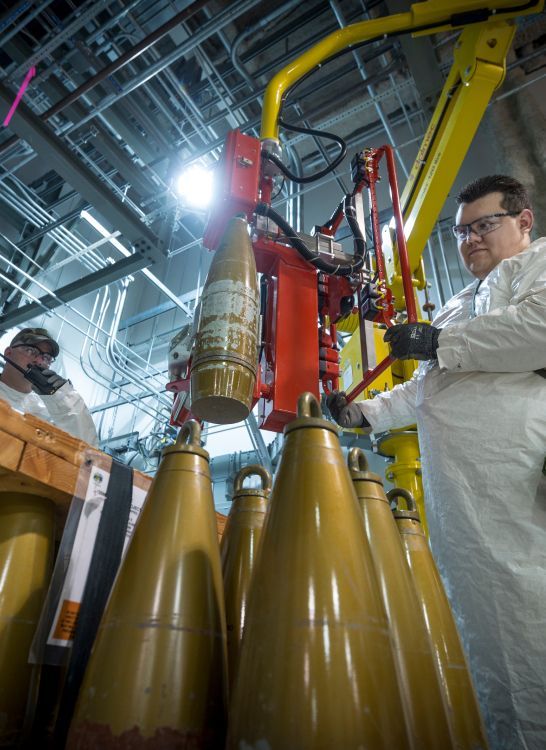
[261,1,543,142]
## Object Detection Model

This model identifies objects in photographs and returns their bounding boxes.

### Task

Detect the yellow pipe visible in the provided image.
[260,0,543,141]
[375,431,428,537]
[261,12,412,140]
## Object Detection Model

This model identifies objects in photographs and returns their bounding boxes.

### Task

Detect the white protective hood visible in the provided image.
[360,238,546,750]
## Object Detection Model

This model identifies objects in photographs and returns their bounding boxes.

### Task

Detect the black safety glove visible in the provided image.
[28,367,68,395]
[384,323,440,361]
[325,391,370,429]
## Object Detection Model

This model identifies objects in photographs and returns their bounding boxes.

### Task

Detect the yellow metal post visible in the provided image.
[375,430,427,536]
[392,20,519,306]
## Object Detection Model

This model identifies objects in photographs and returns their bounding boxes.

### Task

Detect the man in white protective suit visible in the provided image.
[0,326,98,446]
[327,175,546,750]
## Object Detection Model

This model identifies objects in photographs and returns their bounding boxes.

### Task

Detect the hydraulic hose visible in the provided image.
[255,196,366,276]
[262,119,347,184]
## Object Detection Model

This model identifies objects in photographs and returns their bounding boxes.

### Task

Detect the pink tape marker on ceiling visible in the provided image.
[3,66,36,127]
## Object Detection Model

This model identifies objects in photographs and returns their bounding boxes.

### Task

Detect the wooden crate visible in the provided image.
[0,398,226,538]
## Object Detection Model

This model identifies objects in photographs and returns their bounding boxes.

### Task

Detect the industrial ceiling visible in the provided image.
[0,0,544,470]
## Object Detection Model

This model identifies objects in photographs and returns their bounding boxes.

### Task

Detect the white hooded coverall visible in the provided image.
[0,380,98,446]
[359,237,546,750]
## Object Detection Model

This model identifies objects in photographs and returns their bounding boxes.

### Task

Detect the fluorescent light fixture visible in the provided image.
[80,210,192,316]
[81,210,129,256]
[176,164,213,208]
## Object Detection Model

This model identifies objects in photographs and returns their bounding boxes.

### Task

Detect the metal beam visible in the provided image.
[0,83,165,262]
[118,286,202,330]
[0,254,149,328]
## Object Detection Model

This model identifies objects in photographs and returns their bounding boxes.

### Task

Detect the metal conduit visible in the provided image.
[0,0,210,157]
[229,0,355,196]
[0,196,105,278]
[0,247,171,432]
[425,239,445,308]
[271,107,424,212]
[329,0,409,179]
[4,0,117,83]
[82,286,169,425]
[201,9,249,129]
[86,0,145,45]
[0,159,195,320]
[435,226,455,298]
[57,0,264,137]
[168,49,403,172]
[0,0,55,47]
[84,286,169,404]
[90,288,170,397]
[0,177,107,273]
[0,242,171,392]
[231,0,303,91]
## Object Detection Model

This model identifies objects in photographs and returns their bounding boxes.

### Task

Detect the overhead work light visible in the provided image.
[176,164,214,208]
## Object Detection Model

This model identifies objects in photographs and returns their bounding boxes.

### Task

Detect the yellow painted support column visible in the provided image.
[392,21,518,306]
[375,431,428,537]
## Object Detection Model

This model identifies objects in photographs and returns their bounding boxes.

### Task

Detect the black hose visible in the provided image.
[255,198,366,276]
[343,194,367,268]
[262,119,347,184]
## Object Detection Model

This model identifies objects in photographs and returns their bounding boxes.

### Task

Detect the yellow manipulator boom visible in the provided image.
[260,0,543,310]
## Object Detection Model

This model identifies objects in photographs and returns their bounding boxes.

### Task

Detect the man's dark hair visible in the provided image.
[456,175,532,213]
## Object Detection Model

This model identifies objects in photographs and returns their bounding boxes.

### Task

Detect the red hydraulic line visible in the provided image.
[346,354,396,403]
[330,321,339,392]
[365,153,387,283]
[384,144,417,323]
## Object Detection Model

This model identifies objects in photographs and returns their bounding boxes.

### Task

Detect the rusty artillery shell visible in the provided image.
[191,215,259,424]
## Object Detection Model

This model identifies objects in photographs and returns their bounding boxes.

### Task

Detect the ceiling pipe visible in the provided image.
[55,0,265,137]
[0,0,210,157]
[82,285,169,424]
[231,0,303,91]
[0,0,55,48]
[5,0,118,82]
[329,0,409,178]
